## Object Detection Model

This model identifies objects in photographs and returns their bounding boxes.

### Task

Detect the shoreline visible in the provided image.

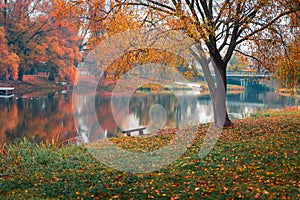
[0,79,61,96]
[0,106,298,146]
[1,77,297,101]
[1,77,246,97]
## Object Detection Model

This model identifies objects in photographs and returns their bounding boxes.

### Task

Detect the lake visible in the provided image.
[0,89,296,144]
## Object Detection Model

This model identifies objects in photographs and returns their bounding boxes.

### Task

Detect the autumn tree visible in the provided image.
[0,27,19,80]
[0,0,49,80]
[228,53,248,72]
[251,9,300,92]
[274,36,299,91]
[42,20,82,85]
[58,0,300,126]
[253,34,299,91]
[0,0,82,84]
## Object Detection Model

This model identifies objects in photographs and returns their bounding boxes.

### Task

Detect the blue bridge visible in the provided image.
[211,70,271,86]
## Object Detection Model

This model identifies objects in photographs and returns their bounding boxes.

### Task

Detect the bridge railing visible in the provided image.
[211,70,271,77]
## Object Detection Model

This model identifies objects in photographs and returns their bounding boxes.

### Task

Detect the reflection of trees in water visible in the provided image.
[178,95,199,125]
[79,92,209,141]
[95,96,121,139]
[80,92,198,141]
[77,94,137,141]
[1,90,296,143]
[0,99,18,142]
[0,94,77,143]
[226,91,296,117]
[262,92,296,108]
[128,92,201,128]
[129,93,181,128]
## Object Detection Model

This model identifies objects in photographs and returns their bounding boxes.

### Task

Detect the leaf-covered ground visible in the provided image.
[0,110,299,199]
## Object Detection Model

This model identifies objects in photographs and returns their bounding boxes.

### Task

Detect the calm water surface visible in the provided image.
[0,89,296,144]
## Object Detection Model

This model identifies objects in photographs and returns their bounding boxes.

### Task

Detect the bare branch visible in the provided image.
[237,9,299,44]
[234,49,262,64]
[145,0,176,12]
[214,0,230,28]
[124,2,176,15]
[195,0,205,21]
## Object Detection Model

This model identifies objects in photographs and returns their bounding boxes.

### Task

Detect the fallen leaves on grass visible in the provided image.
[0,111,299,199]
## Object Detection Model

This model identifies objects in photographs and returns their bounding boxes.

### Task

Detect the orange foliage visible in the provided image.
[274,36,300,90]
[0,27,20,80]
[103,48,193,81]
[0,0,82,81]
[61,65,79,85]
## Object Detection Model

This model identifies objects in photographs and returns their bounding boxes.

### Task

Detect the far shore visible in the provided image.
[0,76,61,95]
[2,75,298,98]
[1,75,245,96]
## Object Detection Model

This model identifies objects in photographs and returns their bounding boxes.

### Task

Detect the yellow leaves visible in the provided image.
[265,171,272,176]
[237,165,247,172]
[118,181,125,187]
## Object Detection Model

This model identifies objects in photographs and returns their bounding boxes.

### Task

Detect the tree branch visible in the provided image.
[145,0,176,12]
[214,0,230,28]
[234,49,262,64]
[237,9,299,45]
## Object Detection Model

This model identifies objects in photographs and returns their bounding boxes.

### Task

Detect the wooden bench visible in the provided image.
[122,127,147,136]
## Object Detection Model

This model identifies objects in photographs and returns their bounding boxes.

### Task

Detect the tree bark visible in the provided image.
[211,61,233,127]
[18,68,24,81]
[48,72,55,81]
[191,45,233,127]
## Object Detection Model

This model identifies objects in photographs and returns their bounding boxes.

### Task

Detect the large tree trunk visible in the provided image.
[18,68,24,81]
[211,61,233,127]
[192,45,233,127]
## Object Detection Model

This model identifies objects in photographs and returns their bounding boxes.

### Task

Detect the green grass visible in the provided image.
[0,111,299,199]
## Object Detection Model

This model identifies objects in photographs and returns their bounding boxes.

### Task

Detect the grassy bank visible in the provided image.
[0,76,61,95]
[1,110,299,199]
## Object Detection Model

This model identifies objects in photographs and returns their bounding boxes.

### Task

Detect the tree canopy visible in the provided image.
[1,0,299,125]
[0,0,82,85]
[0,26,19,80]
[54,0,299,126]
